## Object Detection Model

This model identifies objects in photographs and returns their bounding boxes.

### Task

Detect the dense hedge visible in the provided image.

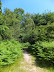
[0,40,23,66]
[27,41,54,64]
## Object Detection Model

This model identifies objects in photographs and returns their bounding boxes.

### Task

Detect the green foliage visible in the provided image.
[0,14,12,40]
[0,40,23,66]
[14,8,24,23]
[27,41,54,64]
[22,42,30,47]
[0,7,54,42]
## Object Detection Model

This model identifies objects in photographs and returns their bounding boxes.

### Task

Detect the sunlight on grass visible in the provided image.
[0,56,24,72]
[0,53,54,72]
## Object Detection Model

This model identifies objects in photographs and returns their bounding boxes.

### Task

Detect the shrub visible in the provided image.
[27,41,54,64]
[0,40,23,66]
[22,42,30,48]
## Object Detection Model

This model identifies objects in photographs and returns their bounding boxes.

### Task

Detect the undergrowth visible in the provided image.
[27,41,54,72]
[27,41,54,64]
[0,40,23,66]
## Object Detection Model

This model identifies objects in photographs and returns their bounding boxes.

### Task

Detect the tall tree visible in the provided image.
[14,8,24,23]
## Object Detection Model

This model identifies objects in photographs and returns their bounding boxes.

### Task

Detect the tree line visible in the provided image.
[0,7,54,43]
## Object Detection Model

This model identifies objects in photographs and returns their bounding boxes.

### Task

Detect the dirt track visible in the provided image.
[20,50,46,72]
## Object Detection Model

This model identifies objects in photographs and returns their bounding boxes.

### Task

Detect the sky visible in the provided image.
[1,0,54,14]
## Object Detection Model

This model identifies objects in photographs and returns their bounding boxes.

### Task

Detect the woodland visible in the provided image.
[0,0,54,72]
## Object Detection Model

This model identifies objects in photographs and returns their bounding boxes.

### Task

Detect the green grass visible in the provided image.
[0,56,25,72]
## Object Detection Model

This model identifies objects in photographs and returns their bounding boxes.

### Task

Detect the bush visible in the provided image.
[27,41,54,64]
[0,40,23,66]
[22,42,30,48]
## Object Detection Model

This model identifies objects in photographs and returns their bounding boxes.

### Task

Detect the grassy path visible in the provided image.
[0,50,53,72]
[19,50,49,72]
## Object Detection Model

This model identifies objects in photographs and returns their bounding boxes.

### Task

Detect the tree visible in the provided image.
[21,17,35,44]
[14,8,24,23]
